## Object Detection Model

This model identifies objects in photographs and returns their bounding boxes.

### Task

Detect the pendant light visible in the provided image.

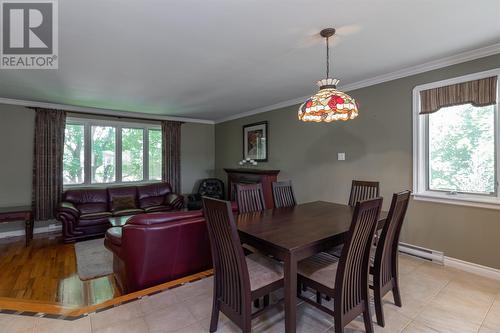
[298,28,358,122]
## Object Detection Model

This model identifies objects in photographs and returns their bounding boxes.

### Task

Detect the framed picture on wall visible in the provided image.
[243,121,268,162]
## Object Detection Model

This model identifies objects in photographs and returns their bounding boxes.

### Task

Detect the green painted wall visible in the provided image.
[215,53,500,269]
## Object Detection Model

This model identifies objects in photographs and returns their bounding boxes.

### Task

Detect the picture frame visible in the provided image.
[243,121,268,162]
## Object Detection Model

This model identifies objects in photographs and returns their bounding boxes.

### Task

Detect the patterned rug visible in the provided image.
[74,238,113,280]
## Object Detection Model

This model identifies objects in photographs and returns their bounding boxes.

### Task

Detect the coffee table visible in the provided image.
[108,215,134,227]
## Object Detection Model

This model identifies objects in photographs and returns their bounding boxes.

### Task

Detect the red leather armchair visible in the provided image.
[104,210,212,293]
[57,182,184,243]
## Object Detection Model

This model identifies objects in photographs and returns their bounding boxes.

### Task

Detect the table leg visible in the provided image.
[284,252,297,333]
[25,213,34,247]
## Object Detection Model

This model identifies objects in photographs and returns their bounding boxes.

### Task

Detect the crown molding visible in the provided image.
[0,97,215,124]
[215,43,500,124]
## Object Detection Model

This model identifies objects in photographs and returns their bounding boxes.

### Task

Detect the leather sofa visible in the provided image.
[104,210,212,293]
[57,182,184,243]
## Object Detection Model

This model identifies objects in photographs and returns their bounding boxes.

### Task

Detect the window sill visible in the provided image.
[63,180,162,190]
[412,192,500,210]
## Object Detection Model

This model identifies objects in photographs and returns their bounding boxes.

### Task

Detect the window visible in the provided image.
[63,118,162,186]
[413,69,500,209]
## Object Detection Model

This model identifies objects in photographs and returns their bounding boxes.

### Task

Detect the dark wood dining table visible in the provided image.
[236,201,387,333]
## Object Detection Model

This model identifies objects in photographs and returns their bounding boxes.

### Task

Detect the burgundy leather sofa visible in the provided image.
[57,182,184,243]
[104,210,212,293]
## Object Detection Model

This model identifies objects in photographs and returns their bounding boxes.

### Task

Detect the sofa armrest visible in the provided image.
[127,210,203,225]
[165,193,184,210]
[58,201,80,218]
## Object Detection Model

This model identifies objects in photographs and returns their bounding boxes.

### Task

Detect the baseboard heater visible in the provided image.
[398,242,444,264]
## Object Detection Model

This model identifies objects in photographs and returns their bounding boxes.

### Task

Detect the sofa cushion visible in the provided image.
[108,187,138,211]
[80,211,112,220]
[64,189,108,214]
[144,205,172,213]
[111,195,137,212]
[137,183,172,209]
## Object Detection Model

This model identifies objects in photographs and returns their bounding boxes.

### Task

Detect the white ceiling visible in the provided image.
[1,0,499,121]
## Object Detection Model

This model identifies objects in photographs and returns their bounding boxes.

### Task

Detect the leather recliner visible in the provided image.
[104,210,212,293]
[57,182,184,243]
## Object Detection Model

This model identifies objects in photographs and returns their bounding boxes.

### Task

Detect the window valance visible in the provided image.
[419,76,497,114]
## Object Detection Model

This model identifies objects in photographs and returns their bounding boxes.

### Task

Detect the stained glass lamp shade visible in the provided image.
[298,28,359,122]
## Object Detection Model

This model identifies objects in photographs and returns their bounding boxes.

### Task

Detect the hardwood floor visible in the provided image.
[0,232,213,317]
[0,232,118,308]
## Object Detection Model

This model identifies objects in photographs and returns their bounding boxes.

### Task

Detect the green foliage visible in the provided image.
[63,124,84,184]
[429,104,495,194]
[63,125,162,185]
[91,126,116,183]
[149,129,162,180]
[122,128,144,181]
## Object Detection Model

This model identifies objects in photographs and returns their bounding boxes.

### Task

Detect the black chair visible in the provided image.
[187,178,224,210]
[202,197,284,333]
[372,191,411,327]
[272,180,297,208]
[297,197,383,333]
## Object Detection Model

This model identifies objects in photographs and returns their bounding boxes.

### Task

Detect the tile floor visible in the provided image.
[2,254,500,333]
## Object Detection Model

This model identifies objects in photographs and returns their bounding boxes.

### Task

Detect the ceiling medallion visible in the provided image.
[298,28,359,122]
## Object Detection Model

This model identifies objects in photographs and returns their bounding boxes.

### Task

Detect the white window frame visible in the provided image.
[412,68,500,210]
[64,117,162,188]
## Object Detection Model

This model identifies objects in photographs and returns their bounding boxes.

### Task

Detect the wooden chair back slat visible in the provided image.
[348,180,380,207]
[335,197,383,320]
[272,180,297,208]
[236,183,266,213]
[202,197,251,319]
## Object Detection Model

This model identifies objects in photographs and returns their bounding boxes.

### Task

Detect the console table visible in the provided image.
[0,206,34,246]
[224,168,280,208]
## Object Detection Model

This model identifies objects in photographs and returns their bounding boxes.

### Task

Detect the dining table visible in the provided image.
[236,200,388,333]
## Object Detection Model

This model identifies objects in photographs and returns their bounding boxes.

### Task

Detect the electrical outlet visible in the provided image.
[337,152,346,161]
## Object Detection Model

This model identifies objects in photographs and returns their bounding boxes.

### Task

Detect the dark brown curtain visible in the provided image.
[420,76,497,114]
[32,108,66,220]
[161,120,182,193]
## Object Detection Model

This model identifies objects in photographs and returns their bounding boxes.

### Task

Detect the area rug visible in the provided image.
[74,238,113,280]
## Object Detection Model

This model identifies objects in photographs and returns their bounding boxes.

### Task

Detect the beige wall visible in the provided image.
[181,122,215,194]
[0,104,215,233]
[215,53,500,269]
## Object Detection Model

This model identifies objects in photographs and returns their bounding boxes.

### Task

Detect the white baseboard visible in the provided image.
[444,256,500,281]
[399,242,500,281]
[0,223,61,239]
[399,242,444,264]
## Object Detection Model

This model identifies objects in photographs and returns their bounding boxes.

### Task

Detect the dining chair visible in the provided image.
[297,197,383,333]
[272,180,297,208]
[371,190,411,327]
[348,180,380,207]
[236,183,266,213]
[202,197,284,333]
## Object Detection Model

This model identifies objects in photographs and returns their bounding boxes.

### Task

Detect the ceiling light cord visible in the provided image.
[326,36,330,78]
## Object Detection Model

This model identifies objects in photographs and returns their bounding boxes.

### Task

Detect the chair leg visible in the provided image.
[253,298,260,308]
[316,291,322,304]
[242,316,252,333]
[373,287,385,327]
[392,277,402,307]
[263,294,270,307]
[209,300,220,333]
[363,310,374,333]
